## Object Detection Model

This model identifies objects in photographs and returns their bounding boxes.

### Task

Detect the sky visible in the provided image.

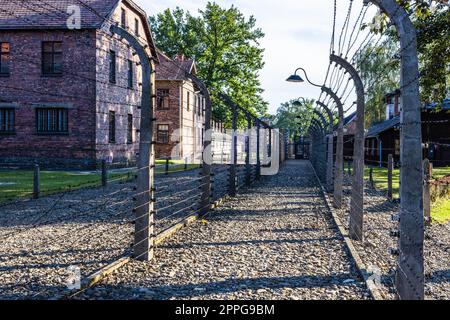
[136,0,371,115]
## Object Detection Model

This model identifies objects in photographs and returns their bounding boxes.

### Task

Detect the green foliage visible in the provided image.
[273,98,316,138]
[415,8,450,105]
[355,38,400,127]
[149,2,267,125]
[357,1,449,126]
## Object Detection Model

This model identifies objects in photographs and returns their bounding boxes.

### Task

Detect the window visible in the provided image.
[135,18,139,36]
[157,124,169,144]
[128,60,133,89]
[395,139,400,156]
[109,50,116,83]
[157,89,170,110]
[121,8,127,29]
[42,42,62,75]
[187,92,190,111]
[0,42,10,76]
[36,108,68,133]
[0,108,14,133]
[127,114,133,144]
[198,96,202,116]
[109,111,116,143]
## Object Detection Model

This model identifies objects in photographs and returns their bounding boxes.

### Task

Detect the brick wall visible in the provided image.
[0,29,97,168]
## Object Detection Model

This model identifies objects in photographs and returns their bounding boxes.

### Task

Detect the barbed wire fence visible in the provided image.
[303,0,448,300]
[0,1,288,300]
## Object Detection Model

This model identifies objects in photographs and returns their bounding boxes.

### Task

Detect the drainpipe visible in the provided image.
[377,137,383,168]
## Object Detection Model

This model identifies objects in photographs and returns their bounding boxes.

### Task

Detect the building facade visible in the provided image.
[155,51,206,162]
[0,0,158,168]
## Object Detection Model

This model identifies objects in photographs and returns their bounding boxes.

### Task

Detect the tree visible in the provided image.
[274,98,316,139]
[355,38,400,127]
[149,2,267,125]
[364,1,449,107]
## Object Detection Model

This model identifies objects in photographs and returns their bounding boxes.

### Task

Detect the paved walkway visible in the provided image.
[77,160,371,300]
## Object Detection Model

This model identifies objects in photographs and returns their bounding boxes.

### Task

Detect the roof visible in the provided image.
[156,50,197,81]
[333,111,356,131]
[344,112,357,126]
[0,0,159,62]
[0,0,117,29]
[366,116,400,138]
[423,98,450,110]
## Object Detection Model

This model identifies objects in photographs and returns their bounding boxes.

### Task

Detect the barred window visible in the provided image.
[135,18,139,37]
[42,42,62,75]
[109,111,116,143]
[0,108,14,132]
[121,8,127,29]
[157,89,170,110]
[0,42,10,76]
[109,50,116,84]
[157,124,169,144]
[187,91,190,111]
[128,60,133,89]
[36,108,68,133]
[127,114,133,144]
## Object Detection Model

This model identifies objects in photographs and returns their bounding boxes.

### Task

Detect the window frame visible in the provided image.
[0,108,15,134]
[135,18,139,37]
[157,89,170,110]
[109,50,116,84]
[109,111,116,143]
[35,107,69,135]
[42,41,63,76]
[186,91,190,112]
[157,124,170,144]
[0,42,10,76]
[128,59,133,89]
[121,8,127,29]
[127,113,133,144]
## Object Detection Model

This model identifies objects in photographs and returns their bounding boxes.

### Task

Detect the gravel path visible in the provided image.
[0,168,227,300]
[330,174,450,300]
[75,160,371,300]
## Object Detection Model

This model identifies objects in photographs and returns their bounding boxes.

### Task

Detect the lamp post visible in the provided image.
[287,67,344,208]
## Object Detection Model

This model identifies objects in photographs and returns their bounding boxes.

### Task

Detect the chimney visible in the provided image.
[176,53,185,62]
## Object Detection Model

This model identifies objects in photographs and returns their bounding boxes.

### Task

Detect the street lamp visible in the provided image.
[286,68,322,88]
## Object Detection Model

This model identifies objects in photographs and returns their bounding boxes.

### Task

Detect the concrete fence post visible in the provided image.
[111,25,155,262]
[256,121,261,180]
[423,159,431,226]
[229,103,238,196]
[388,154,394,201]
[101,159,107,187]
[246,115,252,186]
[369,167,374,188]
[165,157,170,175]
[368,0,424,300]
[33,164,40,199]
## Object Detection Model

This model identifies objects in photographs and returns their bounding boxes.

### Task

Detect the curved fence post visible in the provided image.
[111,25,155,262]
[330,53,365,241]
[322,87,344,209]
[368,0,424,300]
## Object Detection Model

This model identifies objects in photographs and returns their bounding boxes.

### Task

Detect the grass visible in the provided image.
[432,198,450,224]
[0,161,200,203]
[347,163,450,224]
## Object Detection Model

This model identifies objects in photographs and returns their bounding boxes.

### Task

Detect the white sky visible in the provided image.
[137,0,373,115]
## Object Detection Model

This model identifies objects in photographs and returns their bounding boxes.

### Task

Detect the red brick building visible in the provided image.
[0,0,158,168]
[155,51,206,162]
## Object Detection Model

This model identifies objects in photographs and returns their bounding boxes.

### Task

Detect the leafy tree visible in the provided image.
[355,38,400,127]
[274,98,316,138]
[149,2,267,125]
[364,1,449,107]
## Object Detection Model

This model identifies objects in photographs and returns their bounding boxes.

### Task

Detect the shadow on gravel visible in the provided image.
[427,269,450,284]
[85,273,363,300]
[160,236,342,250]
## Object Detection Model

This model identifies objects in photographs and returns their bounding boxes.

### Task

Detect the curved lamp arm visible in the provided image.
[292,68,323,88]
